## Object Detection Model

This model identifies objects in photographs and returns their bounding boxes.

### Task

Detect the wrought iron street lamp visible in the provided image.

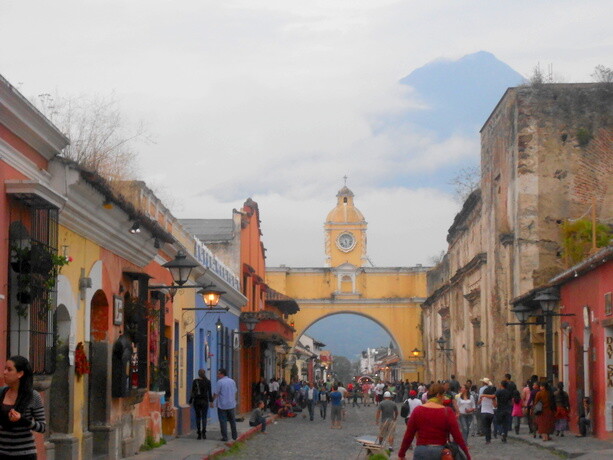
[162,251,197,286]
[507,287,573,382]
[199,287,226,308]
[242,315,259,333]
[535,288,559,382]
[411,348,421,358]
[510,304,533,324]
[149,251,228,311]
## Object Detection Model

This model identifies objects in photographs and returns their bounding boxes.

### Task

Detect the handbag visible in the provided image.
[534,401,543,415]
[440,407,468,460]
[442,441,467,460]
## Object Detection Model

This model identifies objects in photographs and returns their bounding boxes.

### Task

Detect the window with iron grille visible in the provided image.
[7,199,58,375]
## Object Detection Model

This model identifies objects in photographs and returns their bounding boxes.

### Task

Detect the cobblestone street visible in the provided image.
[226,404,563,460]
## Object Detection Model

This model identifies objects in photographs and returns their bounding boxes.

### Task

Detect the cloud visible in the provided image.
[1,0,610,271]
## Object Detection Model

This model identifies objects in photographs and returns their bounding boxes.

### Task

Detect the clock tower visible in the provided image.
[324,185,367,267]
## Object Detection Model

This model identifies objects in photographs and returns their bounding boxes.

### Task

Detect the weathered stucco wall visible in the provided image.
[425,83,613,384]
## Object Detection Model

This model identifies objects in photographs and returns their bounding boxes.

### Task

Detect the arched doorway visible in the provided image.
[50,305,73,433]
[89,290,110,434]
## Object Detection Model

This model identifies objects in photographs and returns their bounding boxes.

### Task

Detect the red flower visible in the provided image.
[75,342,91,377]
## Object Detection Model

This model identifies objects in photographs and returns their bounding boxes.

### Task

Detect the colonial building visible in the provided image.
[180,199,297,414]
[266,186,428,381]
[548,246,612,439]
[422,83,613,385]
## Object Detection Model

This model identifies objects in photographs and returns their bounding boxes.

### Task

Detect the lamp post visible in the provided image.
[508,287,573,382]
[410,348,422,382]
[149,251,228,310]
[534,288,559,382]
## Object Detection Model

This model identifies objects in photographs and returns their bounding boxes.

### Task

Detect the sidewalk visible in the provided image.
[508,426,613,458]
[125,414,277,460]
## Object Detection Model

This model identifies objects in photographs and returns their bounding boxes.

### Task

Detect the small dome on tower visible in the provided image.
[326,186,365,223]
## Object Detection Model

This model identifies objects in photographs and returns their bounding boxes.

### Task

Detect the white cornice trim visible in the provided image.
[0,77,69,158]
[0,137,51,182]
[5,180,66,209]
[59,179,157,267]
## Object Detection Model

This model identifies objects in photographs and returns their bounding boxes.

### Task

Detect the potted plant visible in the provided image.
[30,244,54,275]
[10,244,31,274]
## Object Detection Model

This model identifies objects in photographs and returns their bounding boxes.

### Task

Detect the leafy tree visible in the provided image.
[561,218,611,266]
[331,356,353,384]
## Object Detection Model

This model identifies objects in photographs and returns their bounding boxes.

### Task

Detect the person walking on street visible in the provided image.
[511,388,523,435]
[449,374,461,393]
[398,383,471,460]
[401,390,422,424]
[306,381,318,421]
[189,369,213,439]
[494,380,513,443]
[456,384,476,442]
[0,356,46,459]
[533,381,556,442]
[376,391,398,450]
[213,368,238,442]
[329,385,343,429]
[554,382,570,436]
[318,385,329,420]
[249,400,267,434]
[478,377,496,444]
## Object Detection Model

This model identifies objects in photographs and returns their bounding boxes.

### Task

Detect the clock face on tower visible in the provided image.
[336,232,356,252]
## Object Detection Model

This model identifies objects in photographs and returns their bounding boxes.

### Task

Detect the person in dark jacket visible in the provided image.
[189,369,213,439]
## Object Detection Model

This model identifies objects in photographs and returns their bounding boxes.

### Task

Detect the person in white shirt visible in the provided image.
[402,390,422,423]
[456,384,476,441]
[374,382,385,405]
[478,378,496,444]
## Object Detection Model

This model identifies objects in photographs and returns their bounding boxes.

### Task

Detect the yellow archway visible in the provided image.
[267,266,427,381]
[266,185,428,381]
[296,310,404,358]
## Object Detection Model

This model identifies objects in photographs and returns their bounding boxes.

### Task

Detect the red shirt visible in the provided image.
[398,405,471,460]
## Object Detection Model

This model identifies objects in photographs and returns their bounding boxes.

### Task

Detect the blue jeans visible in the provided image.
[218,408,237,441]
[413,445,444,459]
[320,401,328,419]
[249,415,266,432]
[495,410,512,437]
[459,413,472,441]
[307,399,316,420]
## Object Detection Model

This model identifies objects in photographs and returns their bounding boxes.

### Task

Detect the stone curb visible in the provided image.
[203,415,278,460]
[507,433,613,459]
[508,434,578,458]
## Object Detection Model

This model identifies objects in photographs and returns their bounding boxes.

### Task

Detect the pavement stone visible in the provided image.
[508,426,613,459]
[124,405,613,459]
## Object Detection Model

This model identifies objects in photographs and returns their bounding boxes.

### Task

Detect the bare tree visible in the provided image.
[428,250,446,266]
[449,165,480,204]
[36,92,150,182]
[592,65,613,83]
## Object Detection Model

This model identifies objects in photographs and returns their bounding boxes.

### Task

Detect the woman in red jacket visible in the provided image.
[398,383,471,460]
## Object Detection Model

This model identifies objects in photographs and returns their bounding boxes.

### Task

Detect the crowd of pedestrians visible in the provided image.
[190,369,592,459]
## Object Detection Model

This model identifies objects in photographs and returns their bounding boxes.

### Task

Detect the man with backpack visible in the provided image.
[400,389,422,424]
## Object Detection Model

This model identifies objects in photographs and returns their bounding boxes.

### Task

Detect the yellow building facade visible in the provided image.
[266,186,427,380]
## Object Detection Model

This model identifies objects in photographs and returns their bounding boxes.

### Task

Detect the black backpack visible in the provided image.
[400,399,411,418]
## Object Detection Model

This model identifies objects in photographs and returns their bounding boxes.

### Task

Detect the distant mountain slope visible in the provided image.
[399,51,525,138]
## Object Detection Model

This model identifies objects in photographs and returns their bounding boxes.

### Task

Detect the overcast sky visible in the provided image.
[2,1,611,267]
